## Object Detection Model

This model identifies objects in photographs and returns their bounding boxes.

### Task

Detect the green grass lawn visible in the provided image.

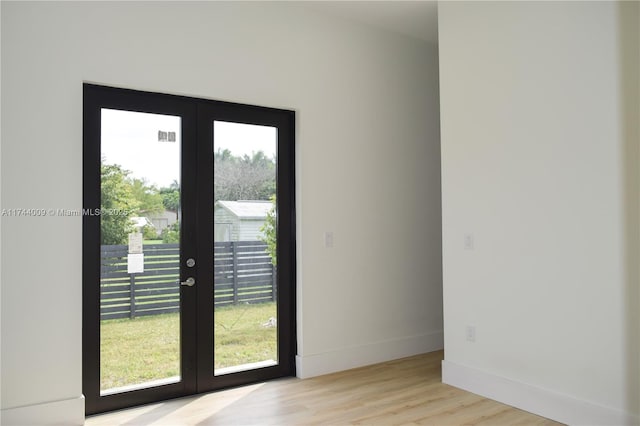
[142,239,163,245]
[100,302,277,391]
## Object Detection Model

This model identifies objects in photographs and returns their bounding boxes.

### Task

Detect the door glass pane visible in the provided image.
[213,121,278,375]
[99,108,182,394]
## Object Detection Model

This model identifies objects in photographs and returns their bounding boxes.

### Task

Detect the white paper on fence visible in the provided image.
[127,253,144,274]
[128,232,143,254]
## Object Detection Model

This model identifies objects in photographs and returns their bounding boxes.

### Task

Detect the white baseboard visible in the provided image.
[442,360,638,426]
[1,395,84,425]
[296,330,443,379]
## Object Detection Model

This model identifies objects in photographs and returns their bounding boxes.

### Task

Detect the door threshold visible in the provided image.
[214,360,277,376]
[100,376,182,396]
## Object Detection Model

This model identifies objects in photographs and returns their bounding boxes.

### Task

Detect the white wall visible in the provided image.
[0,2,442,424]
[439,1,639,424]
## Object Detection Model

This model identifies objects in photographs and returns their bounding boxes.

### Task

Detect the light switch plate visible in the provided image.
[324,231,334,248]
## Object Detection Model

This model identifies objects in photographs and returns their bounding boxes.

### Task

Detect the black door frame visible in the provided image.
[82,84,296,415]
[195,101,297,391]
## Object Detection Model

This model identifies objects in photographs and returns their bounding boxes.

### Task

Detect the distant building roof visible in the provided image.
[130,216,154,228]
[215,200,272,220]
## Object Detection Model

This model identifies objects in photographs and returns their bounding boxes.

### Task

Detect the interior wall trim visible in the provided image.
[0,395,85,426]
[296,331,443,379]
[442,360,638,425]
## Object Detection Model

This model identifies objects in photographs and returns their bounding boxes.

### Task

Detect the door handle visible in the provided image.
[181,277,196,287]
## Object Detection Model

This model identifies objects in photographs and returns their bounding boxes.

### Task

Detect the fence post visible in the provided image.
[272,265,277,302]
[232,242,239,304]
[129,273,136,319]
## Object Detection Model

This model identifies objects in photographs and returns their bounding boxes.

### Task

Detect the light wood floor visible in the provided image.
[86,351,562,425]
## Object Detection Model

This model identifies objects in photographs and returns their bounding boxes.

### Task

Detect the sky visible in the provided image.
[101,108,276,188]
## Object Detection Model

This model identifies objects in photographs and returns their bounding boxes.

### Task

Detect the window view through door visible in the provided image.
[213,121,278,375]
[100,109,182,394]
[84,84,295,415]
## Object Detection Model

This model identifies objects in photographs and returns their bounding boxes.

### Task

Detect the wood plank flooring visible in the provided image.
[85,351,562,425]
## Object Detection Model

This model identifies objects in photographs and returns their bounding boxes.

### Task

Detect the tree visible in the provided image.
[101,162,172,244]
[259,195,277,266]
[100,163,138,245]
[214,149,276,202]
[160,180,180,220]
[130,178,164,216]
[161,222,180,244]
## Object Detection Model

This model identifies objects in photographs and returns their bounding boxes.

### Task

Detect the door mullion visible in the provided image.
[196,104,216,390]
[179,104,199,395]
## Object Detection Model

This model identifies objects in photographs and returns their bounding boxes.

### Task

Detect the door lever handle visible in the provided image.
[181,277,196,287]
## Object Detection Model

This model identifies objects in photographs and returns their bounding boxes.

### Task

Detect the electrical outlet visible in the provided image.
[466,326,476,342]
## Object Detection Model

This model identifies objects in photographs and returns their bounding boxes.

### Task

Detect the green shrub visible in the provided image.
[142,224,158,240]
[259,195,276,266]
[161,222,180,244]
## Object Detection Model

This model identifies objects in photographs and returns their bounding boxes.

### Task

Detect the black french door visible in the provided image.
[83,84,295,415]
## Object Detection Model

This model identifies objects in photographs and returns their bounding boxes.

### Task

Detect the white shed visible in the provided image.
[214,200,272,242]
[148,209,179,234]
